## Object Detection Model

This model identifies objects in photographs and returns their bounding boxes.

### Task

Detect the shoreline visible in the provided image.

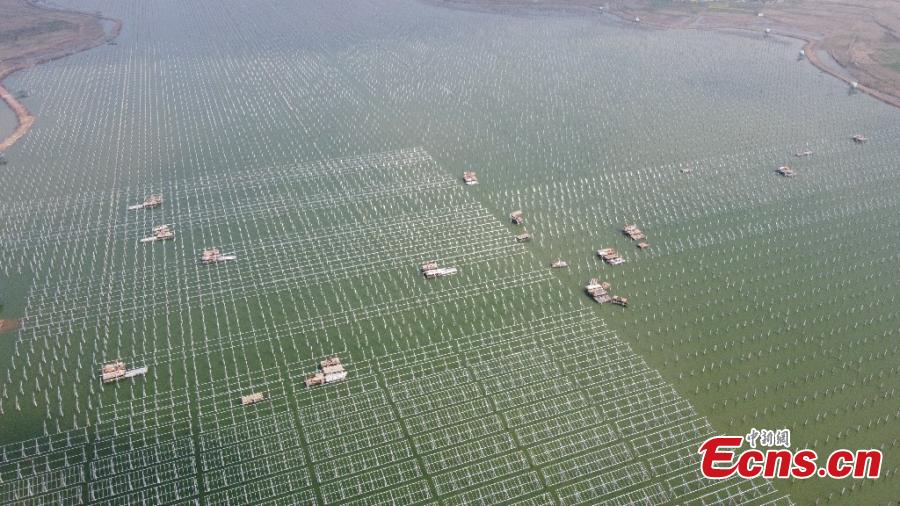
[0,1,122,153]
[426,0,900,112]
[0,69,36,153]
[601,9,900,111]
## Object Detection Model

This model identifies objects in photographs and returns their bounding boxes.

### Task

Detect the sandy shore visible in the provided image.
[0,73,35,152]
[0,0,121,153]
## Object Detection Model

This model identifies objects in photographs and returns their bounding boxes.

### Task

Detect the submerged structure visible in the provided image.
[305,356,348,387]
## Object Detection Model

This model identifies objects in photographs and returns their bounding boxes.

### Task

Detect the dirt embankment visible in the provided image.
[0,0,121,152]
[428,0,900,110]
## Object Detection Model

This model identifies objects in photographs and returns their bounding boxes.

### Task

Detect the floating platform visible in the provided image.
[305,355,348,387]
[775,166,795,177]
[611,296,629,307]
[141,224,175,243]
[424,266,458,278]
[622,224,645,241]
[100,361,147,383]
[598,248,625,265]
[201,248,236,263]
[585,279,612,304]
[421,260,458,278]
[241,392,265,406]
[128,194,162,210]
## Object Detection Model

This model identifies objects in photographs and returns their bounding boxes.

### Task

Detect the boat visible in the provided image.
[515,232,531,242]
[775,166,795,177]
[597,248,625,264]
[304,373,324,387]
[305,356,347,387]
[320,356,342,369]
[424,266,458,278]
[140,224,175,243]
[852,134,868,144]
[585,278,612,303]
[463,171,478,185]
[680,168,693,174]
[0,152,6,165]
[123,367,148,379]
[509,210,524,225]
[241,393,265,406]
[550,259,568,268]
[611,296,629,307]
[100,361,147,383]
[622,224,646,241]
[597,248,616,257]
[100,361,125,383]
[128,194,162,210]
[637,242,650,250]
[794,150,813,157]
[201,248,236,264]
[421,260,457,278]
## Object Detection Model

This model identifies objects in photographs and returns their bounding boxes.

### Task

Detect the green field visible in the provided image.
[0,0,897,504]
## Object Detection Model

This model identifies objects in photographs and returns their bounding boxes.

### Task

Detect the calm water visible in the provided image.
[1,0,898,504]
